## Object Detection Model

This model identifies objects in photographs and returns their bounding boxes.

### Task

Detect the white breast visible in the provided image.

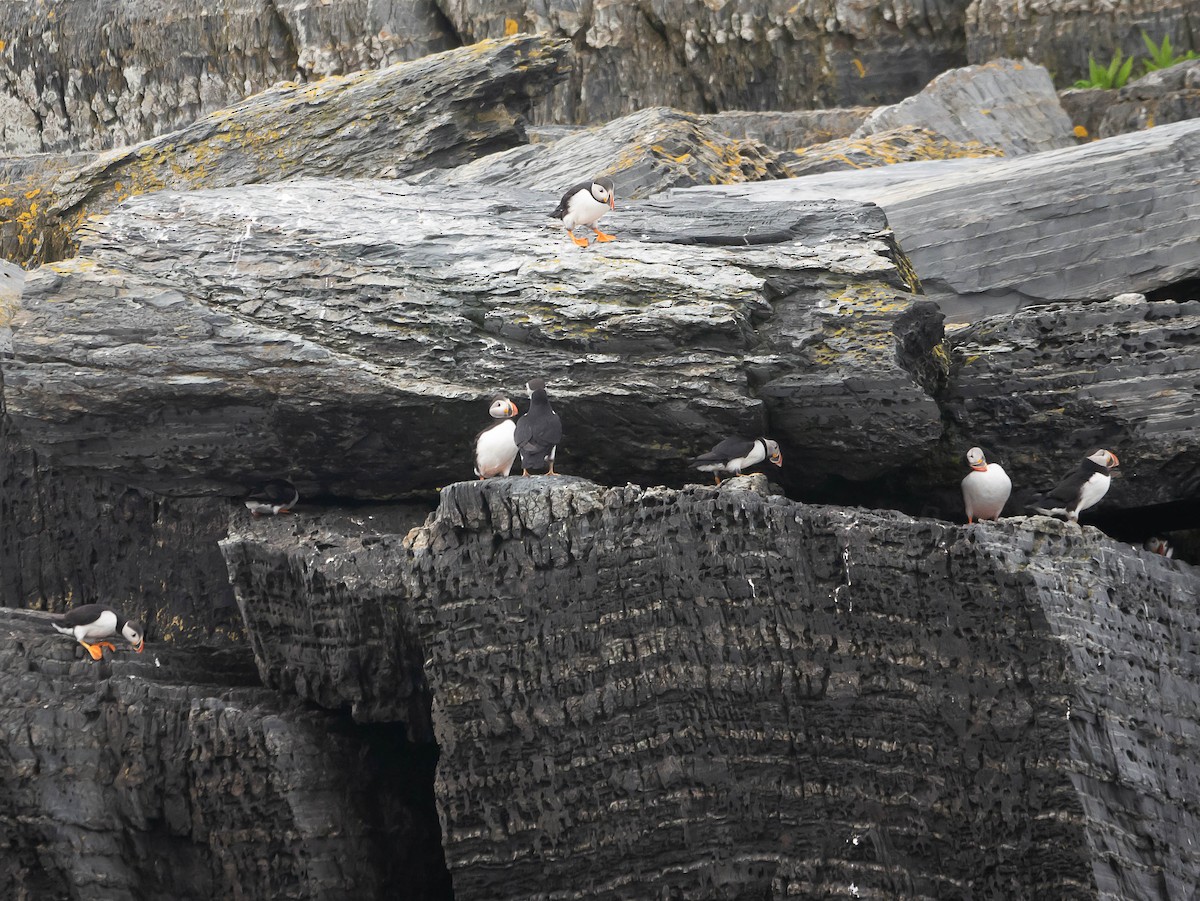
[75,609,118,642]
[726,441,767,474]
[1073,472,1111,515]
[961,464,1012,521]
[562,191,612,229]
[475,420,518,478]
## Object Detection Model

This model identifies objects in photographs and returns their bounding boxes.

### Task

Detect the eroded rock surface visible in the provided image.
[5,179,940,499]
[777,125,1003,177]
[1099,58,1200,137]
[0,608,450,901]
[220,476,1200,901]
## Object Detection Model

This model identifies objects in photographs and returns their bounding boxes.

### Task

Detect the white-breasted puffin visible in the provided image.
[552,177,616,247]
[1030,449,1119,521]
[244,479,299,516]
[514,379,563,475]
[51,604,145,661]
[691,437,783,485]
[960,446,1012,524]
[474,397,520,479]
[1144,537,1174,558]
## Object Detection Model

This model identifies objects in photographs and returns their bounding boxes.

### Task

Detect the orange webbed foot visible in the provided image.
[81,641,105,661]
[568,232,589,247]
[593,228,616,242]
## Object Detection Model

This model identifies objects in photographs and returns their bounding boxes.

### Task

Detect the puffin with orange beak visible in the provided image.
[1030,449,1120,522]
[552,177,616,247]
[691,437,783,485]
[474,397,521,479]
[960,446,1012,523]
[51,604,145,661]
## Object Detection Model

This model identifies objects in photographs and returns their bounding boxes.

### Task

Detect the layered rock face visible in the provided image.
[0,609,450,901]
[219,476,1200,900]
[4,179,941,500]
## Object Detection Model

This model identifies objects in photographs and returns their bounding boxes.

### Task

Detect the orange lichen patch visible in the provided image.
[853,58,866,78]
[505,18,520,35]
[1073,125,1089,139]
[780,125,1003,177]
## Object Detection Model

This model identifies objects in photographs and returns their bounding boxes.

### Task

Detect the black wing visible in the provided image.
[57,604,112,627]
[551,182,592,220]
[693,437,754,465]
[261,479,298,504]
[1045,464,1093,504]
[514,411,563,453]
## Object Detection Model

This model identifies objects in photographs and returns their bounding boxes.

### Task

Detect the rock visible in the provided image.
[0,0,459,154]
[852,58,1076,155]
[0,607,450,900]
[685,117,1200,318]
[777,125,1003,177]
[1,152,97,267]
[4,178,940,499]
[38,34,570,260]
[938,296,1200,514]
[1058,87,1116,141]
[1099,58,1200,137]
[702,108,875,149]
[0,259,21,318]
[966,0,1197,87]
[415,106,790,199]
[220,476,1200,900]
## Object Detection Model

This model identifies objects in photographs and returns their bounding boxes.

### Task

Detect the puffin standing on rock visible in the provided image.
[1029,449,1120,522]
[552,177,616,247]
[960,446,1012,523]
[692,437,783,485]
[514,379,563,475]
[474,397,520,479]
[244,479,300,516]
[51,604,145,661]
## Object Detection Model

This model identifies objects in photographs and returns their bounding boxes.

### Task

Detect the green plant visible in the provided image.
[1141,32,1199,73]
[1072,51,1135,89]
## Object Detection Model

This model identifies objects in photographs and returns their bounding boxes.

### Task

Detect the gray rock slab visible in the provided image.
[702,108,875,149]
[4,179,941,499]
[222,475,1200,900]
[776,125,1003,177]
[682,118,1200,316]
[852,58,1076,155]
[414,106,789,200]
[1099,58,1200,137]
[0,607,449,900]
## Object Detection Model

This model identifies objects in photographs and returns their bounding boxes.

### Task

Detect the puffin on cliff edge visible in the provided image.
[960,446,1012,523]
[474,397,520,479]
[51,604,145,661]
[691,437,783,485]
[245,479,299,516]
[552,177,616,247]
[514,379,563,475]
[1029,449,1119,522]
[1144,536,1174,558]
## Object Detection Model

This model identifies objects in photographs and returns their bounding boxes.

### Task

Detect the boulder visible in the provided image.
[415,106,790,199]
[0,0,459,154]
[966,0,1197,87]
[685,117,1200,318]
[852,58,1076,155]
[4,179,941,499]
[702,108,875,149]
[777,125,1003,177]
[1099,58,1200,137]
[0,608,450,900]
[1,152,96,266]
[218,476,1200,900]
[1057,87,1116,141]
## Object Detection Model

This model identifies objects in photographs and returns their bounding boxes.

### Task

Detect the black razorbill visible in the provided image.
[552,177,616,247]
[51,604,145,661]
[960,446,1012,523]
[691,437,783,485]
[474,397,520,479]
[513,379,563,475]
[1030,449,1119,521]
[244,479,299,516]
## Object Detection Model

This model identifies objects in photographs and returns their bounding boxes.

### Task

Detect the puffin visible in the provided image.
[513,379,563,475]
[1144,536,1174,558]
[1029,449,1120,521]
[474,397,520,479]
[960,446,1012,523]
[244,479,299,516]
[691,437,783,485]
[552,177,616,247]
[51,604,145,661]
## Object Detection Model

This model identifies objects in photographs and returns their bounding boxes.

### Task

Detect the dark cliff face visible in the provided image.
[221,477,1200,900]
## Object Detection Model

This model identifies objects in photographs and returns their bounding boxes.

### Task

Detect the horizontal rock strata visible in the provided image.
[1099,58,1200,137]
[777,125,1003,177]
[4,179,940,498]
[220,476,1200,900]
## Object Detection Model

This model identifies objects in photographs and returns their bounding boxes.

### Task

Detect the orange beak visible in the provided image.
[1109,452,1119,467]
[770,453,783,467]
[608,196,616,210]
[135,640,145,653]
[971,462,988,472]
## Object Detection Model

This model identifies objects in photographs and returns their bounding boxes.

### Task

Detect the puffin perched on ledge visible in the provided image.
[51,604,145,661]
[552,177,616,247]
[692,437,783,485]
[474,397,520,479]
[1029,449,1119,522]
[244,479,299,516]
[514,379,563,475]
[960,446,1011,523]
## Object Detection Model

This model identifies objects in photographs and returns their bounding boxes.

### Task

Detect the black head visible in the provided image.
[527,378,546,394]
